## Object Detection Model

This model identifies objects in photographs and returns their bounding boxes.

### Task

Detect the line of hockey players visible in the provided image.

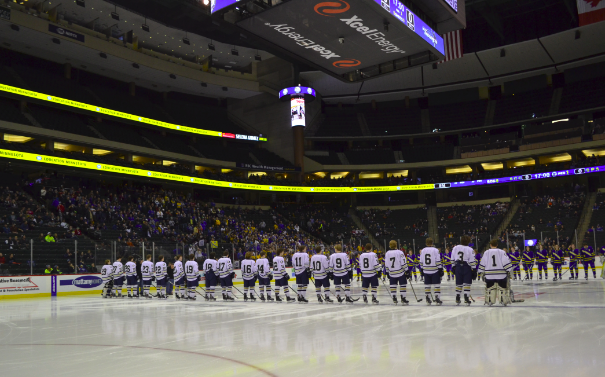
[100,235,519,306]
[503,242,599,281]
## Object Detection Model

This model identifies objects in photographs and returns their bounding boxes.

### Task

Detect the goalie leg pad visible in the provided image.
[485,283,498,306]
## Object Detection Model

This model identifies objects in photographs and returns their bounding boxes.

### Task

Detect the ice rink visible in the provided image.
[1,277,605,377]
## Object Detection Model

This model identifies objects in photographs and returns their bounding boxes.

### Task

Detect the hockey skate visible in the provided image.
[401,297,409,305]
[539,274,542,280]
[133,294,140,299]
[337,295,344,303]
[244,293,249,302]
[145,293,153,299]
[435,297,443,306]
[426,295,432,305]
[127,294,133,299]
[259,294,266,302]
[372,296,379,305]
[545,274,548,279]
[455,294,461,305]
[286,296,296,303]
[324,296,334,303]
[317,294,324,303]
[266,295,274,302]
[345,296,357,304]
[363,294,368,304]
[223,293,228,301]
[209,295,216,301]
[190,296,196,301]
[464,294,472,306]
[275,294,283,302]
[225,295,235,301]
[249,295,256,302]
[299,296,309,303]
[117,293,124,299]
[392,296,398,305]
[569,275,575,280]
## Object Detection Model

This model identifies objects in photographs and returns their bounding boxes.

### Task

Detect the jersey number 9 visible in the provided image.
[187,266,193,274]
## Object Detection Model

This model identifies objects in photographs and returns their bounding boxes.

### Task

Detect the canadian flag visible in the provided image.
[577,0,605,26]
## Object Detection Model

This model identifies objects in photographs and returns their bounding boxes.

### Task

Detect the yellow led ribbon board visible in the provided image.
[0,149,433,193]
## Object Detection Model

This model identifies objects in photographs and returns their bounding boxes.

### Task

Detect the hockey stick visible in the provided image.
[406,275,423,302]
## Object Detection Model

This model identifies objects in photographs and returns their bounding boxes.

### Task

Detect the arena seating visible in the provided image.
[438,201,510,251]
[359,207,428,249]
[493,87,553,124]
[559,77,605,114]
[504,189,586,249]
[584,193,605,248]
[430,100,488,132]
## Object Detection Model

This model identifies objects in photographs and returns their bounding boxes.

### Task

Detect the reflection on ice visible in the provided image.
[1,280,604,376]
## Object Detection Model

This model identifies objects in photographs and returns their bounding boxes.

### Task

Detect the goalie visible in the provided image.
[479,239,514,306]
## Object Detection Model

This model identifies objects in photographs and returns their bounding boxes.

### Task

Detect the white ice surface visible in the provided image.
[1,277,605,377]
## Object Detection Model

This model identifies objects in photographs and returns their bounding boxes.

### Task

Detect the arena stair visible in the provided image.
[349,208,383,252]
[493,197,520,243]
[578,192,597,245]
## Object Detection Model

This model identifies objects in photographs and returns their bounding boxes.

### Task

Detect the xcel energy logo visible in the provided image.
[314,1,350,16]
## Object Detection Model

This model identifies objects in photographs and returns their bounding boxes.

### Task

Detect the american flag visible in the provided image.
[439,30,463,63]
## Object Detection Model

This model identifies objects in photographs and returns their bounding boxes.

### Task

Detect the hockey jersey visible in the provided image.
[329,252,351,277]
[292,252,310,275]
[551,248,563,264]
[310,254,330,279]
[112,261,124,280]
[217,257,233,278]
[141,260,154,279]
[419,247,442,274]
[101,264,113,282]
[509,251,521,265]
[384,249,407,278]
[255,257,271,278]
[522,250,534,263]
[478,248,513,280]
[581,247,595,261]
[450,245,476,268]
[272,256,288,279]
[185,260,200,281]
[406,254,416,269]
[241,259,257,280]
[174,260,185,281]
[202,259,218,278]
[155,261,167,280]
[359,252,381,278]
[441,253,452,266]
[535,249,548,263]
[125,261,137,277]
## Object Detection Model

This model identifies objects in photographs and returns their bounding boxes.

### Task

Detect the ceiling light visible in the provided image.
[132,63,140,69]
[52,38,60,45]
[255,54,261,61]
[231,48,238,56]
[142,24,149,32]
[208,42,215,50]
[222,87,228,91]
[99,52,107,59]
[111,12,120,21]
[183,37,190,45]
[169,74,176,79]
[76,0,85,7]
[203,0,209,5]
[10,24,19,31]
[201,82,207,87]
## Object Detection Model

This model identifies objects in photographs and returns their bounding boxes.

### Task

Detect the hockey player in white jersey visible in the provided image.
[202,252,218,301]
[155,255,168,299]
[185,254,200,300]
[273,249,295,302]
[450,235,477,306]
[359,243,382,304]
[173,255,185,300]
[329,244,356,303]
[112,256,125,298]
[419,238,443,305]
[384,240,410,305]
[141,254,155,299]
[292,245,311,303]
[217,250,235,301]
[125,255,138,299]
[479,239,514,306]
[311,246,333,303]
[241,252,258,302]
[255,250,274,302]
[101,259,113,298]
